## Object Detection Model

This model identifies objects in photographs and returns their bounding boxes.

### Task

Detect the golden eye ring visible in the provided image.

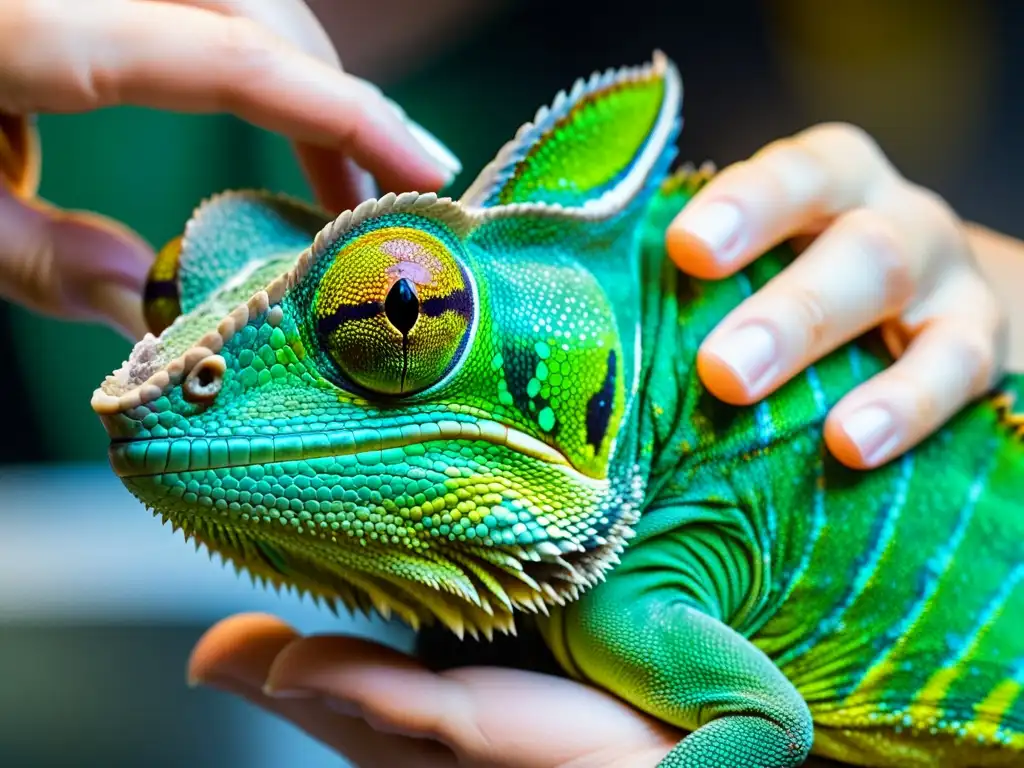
[312,224,475,397]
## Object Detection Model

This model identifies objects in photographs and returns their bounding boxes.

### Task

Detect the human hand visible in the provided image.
[0,0,460,340]
[189,613,682,768]
[190,613,848,767]
[665,123,1006,470]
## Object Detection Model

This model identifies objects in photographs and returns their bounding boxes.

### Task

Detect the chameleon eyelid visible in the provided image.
[182,354,226,404]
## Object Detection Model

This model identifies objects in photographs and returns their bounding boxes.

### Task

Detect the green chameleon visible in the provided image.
[90,52,1024,767]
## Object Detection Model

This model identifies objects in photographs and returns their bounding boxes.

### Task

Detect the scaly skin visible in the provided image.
[91,52,1024,767]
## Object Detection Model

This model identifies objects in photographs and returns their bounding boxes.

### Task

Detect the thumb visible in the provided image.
[0,114,153,341]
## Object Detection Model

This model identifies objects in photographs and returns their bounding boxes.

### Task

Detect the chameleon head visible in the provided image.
[92,52,682,636]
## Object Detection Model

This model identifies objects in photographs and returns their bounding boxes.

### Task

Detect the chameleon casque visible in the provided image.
[82,52,1024,767]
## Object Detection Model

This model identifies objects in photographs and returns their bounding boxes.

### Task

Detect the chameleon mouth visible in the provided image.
[107,418,576,479]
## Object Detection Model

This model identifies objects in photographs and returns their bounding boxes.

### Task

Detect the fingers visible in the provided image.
[188,612,301,687]
[190,614,455,767]
[692,176,961,405]
[0,188,154,339]
[825,273,1006,469]
[264,634,678,768]
[161,0,403,211]
[0,113,151,339]
[666,123,896,279]
[192,616,678,767]
[0,1,459,199]
[695,208,912,404]
[162,0,342,69]
[164,0,375,211]
[265,635,467,743]
[665,120,1006,469]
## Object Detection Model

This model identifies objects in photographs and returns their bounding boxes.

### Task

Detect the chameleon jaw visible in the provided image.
[106,418,582,480]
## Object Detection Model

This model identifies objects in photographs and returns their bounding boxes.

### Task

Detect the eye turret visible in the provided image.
[312,226,474,396]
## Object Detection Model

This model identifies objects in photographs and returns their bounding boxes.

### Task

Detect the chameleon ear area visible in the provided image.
[141,190,330,335]
[460,50,682,215]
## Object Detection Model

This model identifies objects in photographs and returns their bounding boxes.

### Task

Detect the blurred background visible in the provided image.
[1,0,1021,765]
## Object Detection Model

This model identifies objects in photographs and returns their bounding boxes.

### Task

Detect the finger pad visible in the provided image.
[189,612,300,685]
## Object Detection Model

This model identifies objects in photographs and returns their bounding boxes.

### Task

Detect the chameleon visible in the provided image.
[84,51,1024,767]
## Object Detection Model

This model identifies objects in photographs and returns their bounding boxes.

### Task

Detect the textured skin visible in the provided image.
[92,53,1024,767]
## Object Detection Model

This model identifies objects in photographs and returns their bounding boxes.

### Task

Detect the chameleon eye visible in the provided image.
[313,226,475,396]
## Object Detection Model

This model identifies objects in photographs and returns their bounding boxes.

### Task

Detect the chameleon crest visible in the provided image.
[93,52,681,637]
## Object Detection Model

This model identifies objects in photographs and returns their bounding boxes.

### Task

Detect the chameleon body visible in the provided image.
[90,53,1024,767]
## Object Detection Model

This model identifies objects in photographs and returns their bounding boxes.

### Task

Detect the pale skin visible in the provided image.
[2,2,1023,765]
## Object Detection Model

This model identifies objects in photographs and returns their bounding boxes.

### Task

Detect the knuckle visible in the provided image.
[905,182,963,241]
[806,122,887,166]
[840,207,914,302]
[906,181,953,220]
[786,285,831,350]
[706,158,753,189]
[330,96,370,151]
[75,63,118,111]
[953,330,999,392]
[885,366,943,424]
[804,122,898,200]
[216,17,285,79]
[752,138,829,206]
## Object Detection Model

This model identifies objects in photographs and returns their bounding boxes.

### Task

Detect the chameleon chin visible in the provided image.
[92,51,1024,768]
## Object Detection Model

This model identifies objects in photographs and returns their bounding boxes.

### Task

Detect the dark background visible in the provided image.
[0,1,1020,765]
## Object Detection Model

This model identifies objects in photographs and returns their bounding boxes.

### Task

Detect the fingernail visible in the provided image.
[405,119,462,179]
[682,201,744,261]
[711,323,779,393]
[842,405,900,465]
[385,98,462,179]
[89,283,146,341]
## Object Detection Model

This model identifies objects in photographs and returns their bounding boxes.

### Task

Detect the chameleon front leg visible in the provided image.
[558,534,813,767]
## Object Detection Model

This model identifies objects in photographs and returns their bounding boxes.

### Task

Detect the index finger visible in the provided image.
[665,123,897,279]
[0,1,455,197]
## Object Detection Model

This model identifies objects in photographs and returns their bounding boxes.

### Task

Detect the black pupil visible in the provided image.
[384,278,420,334]
[196,365,215,387]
